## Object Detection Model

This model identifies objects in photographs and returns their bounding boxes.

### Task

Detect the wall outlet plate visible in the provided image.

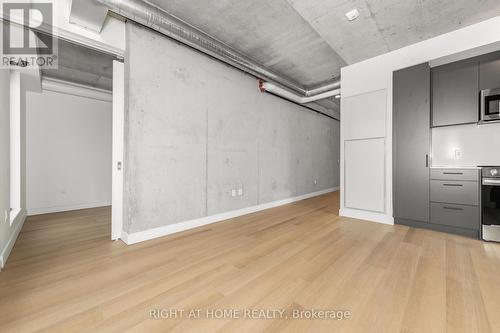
[454,149,462,159]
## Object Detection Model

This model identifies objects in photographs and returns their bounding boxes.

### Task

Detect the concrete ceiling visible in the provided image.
[41,38,115,90]
[288,0,500,65]
[149,0,500,88]
[148,0,346,87]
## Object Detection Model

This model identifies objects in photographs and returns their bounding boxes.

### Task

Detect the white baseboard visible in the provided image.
[28,202,111,216]
[339,208,394,225]
[122,187,339,245]
[0,209,27,270]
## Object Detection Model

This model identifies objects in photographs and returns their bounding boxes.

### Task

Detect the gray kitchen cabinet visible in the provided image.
[430,180,479,206]
[429,168,480,238]
[393,63,430,225]
[430,203,479,230]
[432,59,479,127]
[480,55,500,90]
[430,168,479,181]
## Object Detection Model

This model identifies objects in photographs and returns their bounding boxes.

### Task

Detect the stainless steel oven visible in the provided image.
[481,167,500,242]
[481,88,500,122]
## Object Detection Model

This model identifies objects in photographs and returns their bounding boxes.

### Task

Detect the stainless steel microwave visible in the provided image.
[481,88,500,122]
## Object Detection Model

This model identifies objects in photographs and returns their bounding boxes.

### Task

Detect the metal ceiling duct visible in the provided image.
[95,0,341,100]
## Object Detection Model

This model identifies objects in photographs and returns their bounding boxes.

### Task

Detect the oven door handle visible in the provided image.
[482,179,500,186]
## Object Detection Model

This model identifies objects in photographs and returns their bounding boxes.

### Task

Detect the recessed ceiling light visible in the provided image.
[345,8,360,21]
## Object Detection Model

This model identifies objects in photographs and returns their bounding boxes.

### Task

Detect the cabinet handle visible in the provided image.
[443,172,463,175]
[425,154,429,168]
[443,206,464,211]
[443,184,463,187]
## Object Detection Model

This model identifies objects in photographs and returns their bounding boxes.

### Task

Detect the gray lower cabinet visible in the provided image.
[429,168,480,238]
[430,168,479,181]
[393,63,430,225]
[430,203,479,230]
[430,180,479,206]
[431,59,479,127]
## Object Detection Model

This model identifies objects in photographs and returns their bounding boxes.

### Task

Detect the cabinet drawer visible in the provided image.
[430,202,479,230]
[430,169,479,181]
[430,180,479,205]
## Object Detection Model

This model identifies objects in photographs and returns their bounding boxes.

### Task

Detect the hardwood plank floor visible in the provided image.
[0,191,499,332]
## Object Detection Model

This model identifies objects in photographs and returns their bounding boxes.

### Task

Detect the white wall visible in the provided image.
[342,90,387,217]
[432,123,500,167]
[0,71,28,269]
[26,89,112,215]
[0,69,11,268]
[340,15,500,224]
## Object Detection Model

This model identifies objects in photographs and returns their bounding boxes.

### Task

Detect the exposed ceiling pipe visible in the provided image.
[259,80,340,104]
[94,0,341,100]
[305,80,341,97]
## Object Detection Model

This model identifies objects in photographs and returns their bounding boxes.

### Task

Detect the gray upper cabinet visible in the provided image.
[432,60,479,127]
[393,63,430,224]
[480,56,500,90]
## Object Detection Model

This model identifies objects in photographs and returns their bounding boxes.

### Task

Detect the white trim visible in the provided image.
[122,187,339,245]
[0,209,27,270]
[42,78,112,102]
[10,71,22,226]
[339,208,394,225]
[120,230,130,245]
[27,202,111,216]
[9,208,22,224]
[429,41,500,68]
[53,26,125,58]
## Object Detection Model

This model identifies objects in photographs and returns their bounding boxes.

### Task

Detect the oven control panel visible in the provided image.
[482,167,500,178]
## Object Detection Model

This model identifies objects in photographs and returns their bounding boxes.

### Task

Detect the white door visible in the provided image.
[111,60,124,240]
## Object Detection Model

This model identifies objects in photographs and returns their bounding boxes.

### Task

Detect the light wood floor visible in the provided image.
[1,192,500,332]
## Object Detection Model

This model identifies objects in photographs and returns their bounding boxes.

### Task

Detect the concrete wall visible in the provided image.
[340,15,500,225]
[26,89,112,215]
[432,123,500,167]
[124,22,339,234]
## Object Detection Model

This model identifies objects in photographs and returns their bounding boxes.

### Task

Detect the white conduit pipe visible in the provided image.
[259,80,340,104]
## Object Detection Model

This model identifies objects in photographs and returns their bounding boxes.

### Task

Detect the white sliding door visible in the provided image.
[112,60,124,240]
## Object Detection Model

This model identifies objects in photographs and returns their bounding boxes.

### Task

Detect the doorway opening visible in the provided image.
[23,37,124,242]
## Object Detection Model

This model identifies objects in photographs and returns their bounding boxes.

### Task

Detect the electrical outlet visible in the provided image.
[314,179,318,185]
[454,149,462,160]
[237,188,243,196]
